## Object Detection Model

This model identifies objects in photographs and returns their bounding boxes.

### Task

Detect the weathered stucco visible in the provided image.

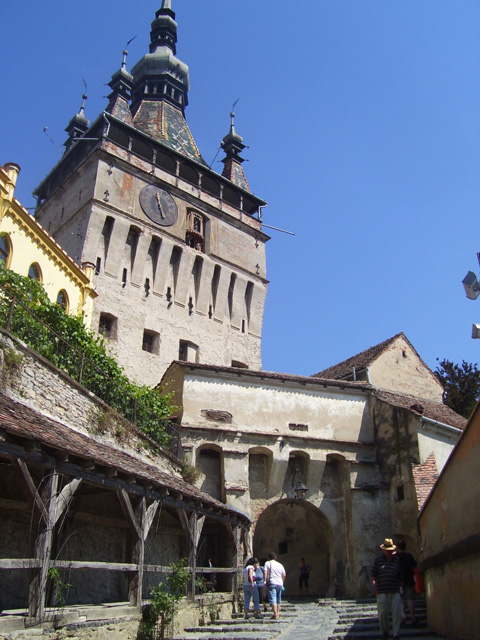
[418,403,480,640]
[367,336,443,402]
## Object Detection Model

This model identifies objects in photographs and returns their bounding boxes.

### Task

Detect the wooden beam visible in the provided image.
[144,500,160,542]
[117,489,142,539]
[17,458,47,522]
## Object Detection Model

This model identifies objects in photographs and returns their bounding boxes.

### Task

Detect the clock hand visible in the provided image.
[156,192,166,219]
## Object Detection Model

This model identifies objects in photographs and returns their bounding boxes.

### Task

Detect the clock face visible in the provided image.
[139,184,178,226]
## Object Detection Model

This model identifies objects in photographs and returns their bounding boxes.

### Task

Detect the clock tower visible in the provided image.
[34,1,269,386]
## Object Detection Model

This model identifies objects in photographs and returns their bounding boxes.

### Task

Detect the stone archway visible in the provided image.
[253,500,334,596]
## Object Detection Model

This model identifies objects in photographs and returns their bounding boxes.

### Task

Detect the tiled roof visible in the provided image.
[133,101,206,165]
[412,453,438,510]
[374,389,467,431]
[312,333,406,379]
[0,392,245,520]
[162,361,372,393]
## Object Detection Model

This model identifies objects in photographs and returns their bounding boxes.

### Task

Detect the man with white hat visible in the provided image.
[371,538,403,640]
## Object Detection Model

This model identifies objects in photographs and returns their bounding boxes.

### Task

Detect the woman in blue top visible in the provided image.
[254,559,268,612]
[242,557,261,619]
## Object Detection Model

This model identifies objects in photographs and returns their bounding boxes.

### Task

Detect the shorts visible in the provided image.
[404,585,415,600]
[268,583,283,605]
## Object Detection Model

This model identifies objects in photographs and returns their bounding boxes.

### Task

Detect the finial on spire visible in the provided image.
[162,0,172,9]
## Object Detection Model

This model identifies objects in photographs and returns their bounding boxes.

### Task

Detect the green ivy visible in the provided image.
[0,265,174,448]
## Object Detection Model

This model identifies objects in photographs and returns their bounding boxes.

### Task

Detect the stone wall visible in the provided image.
[0,331,179,474]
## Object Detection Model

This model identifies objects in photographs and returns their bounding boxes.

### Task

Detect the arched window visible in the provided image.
[0,234,12,267]
[28,263,42,282]
[186,211,205,252]
[56,290,69,313]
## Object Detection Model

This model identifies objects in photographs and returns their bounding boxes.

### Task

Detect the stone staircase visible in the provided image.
[173,600,298,640]
[174,597,451,640]
[323,596,449,640]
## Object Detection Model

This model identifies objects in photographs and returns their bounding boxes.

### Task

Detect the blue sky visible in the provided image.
[3,1,480,377]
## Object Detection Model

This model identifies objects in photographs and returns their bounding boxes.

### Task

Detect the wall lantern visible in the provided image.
[294,482,308,501]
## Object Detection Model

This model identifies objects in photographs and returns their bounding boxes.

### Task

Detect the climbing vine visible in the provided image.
[138,558,190,640]
[0,265,174,447]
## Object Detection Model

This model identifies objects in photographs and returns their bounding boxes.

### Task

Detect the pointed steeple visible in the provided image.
[105,48,134,125]
[64,93,90,152]
[221,112,251,193]
[130,0,189,114]
[129,2,206,164]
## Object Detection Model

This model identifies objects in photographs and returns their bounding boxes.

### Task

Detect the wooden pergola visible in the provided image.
[0,393,250,624]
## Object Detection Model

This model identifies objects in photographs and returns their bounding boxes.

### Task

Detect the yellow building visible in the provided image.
[0,162,96,322]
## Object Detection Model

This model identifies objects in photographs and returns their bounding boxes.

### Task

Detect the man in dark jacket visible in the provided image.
[371,538,403,640]
[396,540,417,626]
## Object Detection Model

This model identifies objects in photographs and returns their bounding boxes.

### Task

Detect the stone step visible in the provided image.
[174,634,280,640]
[185,622,289,633]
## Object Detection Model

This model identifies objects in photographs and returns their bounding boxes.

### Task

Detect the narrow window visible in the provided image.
[98,313,117,340]
[28,263,42,282]
[169,246,182,293]
[227,273,236,320]
[95,257,101,275]
[192,256,203,303]
[56,290,69,313]
[122,268,128,287]
[126,226,140,271]
[245,281,254,323]
[142,329,160,355]
[144,278,150,296]
[0,234,12,267]
[179,340,198,363]
[188,296,194,316]
[396,485,405,501]
[211,265,221,312]
[101,216,115,256]
[186,211,205,251]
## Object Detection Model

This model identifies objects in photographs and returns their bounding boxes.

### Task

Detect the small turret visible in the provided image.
[64,93,90,152]
[221,112,251,193]
[105,48,134,125]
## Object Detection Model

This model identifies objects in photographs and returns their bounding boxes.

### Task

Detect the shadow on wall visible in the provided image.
[253,499,334,596]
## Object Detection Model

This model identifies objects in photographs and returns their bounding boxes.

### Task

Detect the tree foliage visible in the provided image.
[435,359,480,419]
[0,265,174,447]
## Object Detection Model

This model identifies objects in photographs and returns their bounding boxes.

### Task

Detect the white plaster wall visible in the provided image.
[417,426,460,472]
[181,374,370,443]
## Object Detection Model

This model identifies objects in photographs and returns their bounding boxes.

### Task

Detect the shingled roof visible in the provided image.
[312,332,409,380]
[0,392,249,523]
[412,453,439,510]
[374,388,467,431]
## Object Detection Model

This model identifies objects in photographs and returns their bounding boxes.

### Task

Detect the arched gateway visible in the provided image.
[253,500,335,596]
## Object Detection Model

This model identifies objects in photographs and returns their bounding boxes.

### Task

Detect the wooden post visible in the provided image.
[178,510,205,601]
[28,471,58,621]
[21,464,83,622]
[117,490,160,607]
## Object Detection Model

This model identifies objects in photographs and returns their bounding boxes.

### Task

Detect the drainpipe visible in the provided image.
[365,368,371,384]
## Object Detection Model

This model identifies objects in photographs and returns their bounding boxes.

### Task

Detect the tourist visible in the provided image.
[254,559,268,612]
[243,557,261,619]
[265,552,286,620]
[371,538,403,640]
[298,557,311,593]
[396,541,417,626]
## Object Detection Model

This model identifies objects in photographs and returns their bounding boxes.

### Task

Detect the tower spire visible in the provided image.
[221,111,252,193]
[64,92,90,152]
[105,46,134,125]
